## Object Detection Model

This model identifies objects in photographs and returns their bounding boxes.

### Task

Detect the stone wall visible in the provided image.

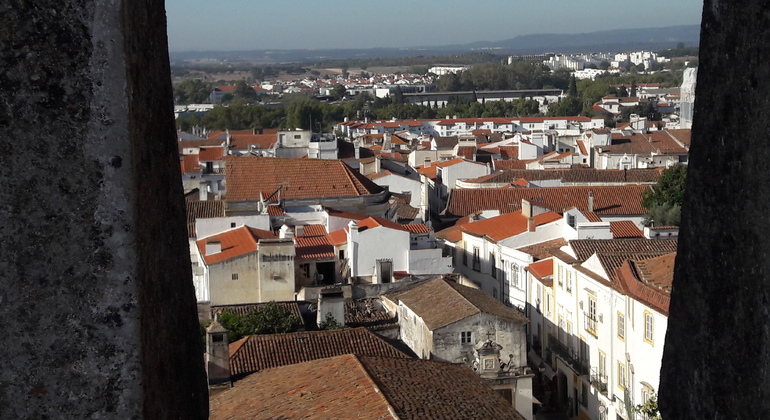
[0,0,207,417]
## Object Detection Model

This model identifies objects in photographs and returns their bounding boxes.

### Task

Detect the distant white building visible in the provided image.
[428,66,471,76]
[680,68,697,129]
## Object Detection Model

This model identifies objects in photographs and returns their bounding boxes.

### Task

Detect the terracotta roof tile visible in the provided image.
[196,226,277,265]
[185,200,225,237]
[570,238,678,262]
[225,157,384,201]
[445,185,649,218]
[228,328,406,378]
[211,354,525,420]
[528,258,554,286]
[456,146,476,159]
[178,138,225,152]
[199,146,225,161]
[295,235,335,260]
[610,220,644,238]
[599,130,689,156]
[583,212,603,222]
[437,210,561,243]
[298,224,327,237]
[180,154,200,174]
[516,238,568,261]
[266,205,285,216]
[492,159,528,171]
[228,134,277,150]
[386,278,528,330]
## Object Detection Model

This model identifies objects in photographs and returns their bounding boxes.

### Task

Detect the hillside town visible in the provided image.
[181,58,696,420]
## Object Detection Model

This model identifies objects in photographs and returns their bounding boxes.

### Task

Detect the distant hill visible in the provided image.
[170,25,700,64]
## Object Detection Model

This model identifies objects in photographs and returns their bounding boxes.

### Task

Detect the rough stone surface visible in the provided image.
[660,1,770,419]
[0,0,208,418]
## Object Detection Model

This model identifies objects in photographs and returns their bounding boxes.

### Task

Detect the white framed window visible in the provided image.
[618,361,627,390]
[460,331,473,344]
[644,311,654,344]
[566,270,572,294]
[585,295,598,336]
[618,312,626,340]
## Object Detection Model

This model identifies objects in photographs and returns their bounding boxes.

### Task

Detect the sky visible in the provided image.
[165,0,703,52]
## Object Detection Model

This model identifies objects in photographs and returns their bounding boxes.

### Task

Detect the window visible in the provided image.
[618,312,626,340]
[511,263,519,288]
[644,311,654,344]
[460,331,473,344]
[585,296,598,336]
[566,271,572,294]
[599,351,607,379]
[231,273,239,281]
[472,247,480,271]
[558,316,565,343]
[618,361,627,389]
[462,241,468,266]
[490,252,496,278]
[567,321,574,354]
[568,214,576,228]
[558,265,564,288]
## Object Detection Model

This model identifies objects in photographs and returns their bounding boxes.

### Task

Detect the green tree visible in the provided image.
[642,164,687,226]
[599,61,611,70]
[568,75,578,97]
[217,302,302,342]
[330,83,347,100]
[234,81,257,100]
[318,312,344,330]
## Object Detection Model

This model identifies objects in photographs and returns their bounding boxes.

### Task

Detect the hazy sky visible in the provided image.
[166,0,703,52]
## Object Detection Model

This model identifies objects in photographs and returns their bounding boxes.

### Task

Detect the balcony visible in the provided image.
[584,314,598,337]
[548,335,589,376]
[590,368,608,395]
[202,167,225,175]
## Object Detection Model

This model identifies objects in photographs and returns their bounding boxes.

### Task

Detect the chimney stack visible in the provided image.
[206,319,231,386]
[588,191,595,213]
[279,224,294,239]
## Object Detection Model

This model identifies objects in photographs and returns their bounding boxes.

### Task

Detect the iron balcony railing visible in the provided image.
[548,335,590,376]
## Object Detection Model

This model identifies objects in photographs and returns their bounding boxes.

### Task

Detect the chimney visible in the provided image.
[355,144,360,160]
[279,224,294,239]
[588,191,595,213]
[198,181,209,201]
[205,239,221,255]
[522,199,536,232]
[205,320,231,386]
[316,287,346,328]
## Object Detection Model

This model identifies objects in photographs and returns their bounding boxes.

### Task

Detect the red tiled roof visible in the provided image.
[576,140,588,155]
[295,235,335,260]
[266,205,285,216]
[570,238,678,262]
[178,138,225,151]
[463,168,661,185]
[528,258,554,285]
[445,186,649,218]
[386,278,528,330]
[610,220,644,238]
[298,224,327,237]
[328,229,348,246]
[228,327,406,378]
[211,354,525,420]
[615,253,675,315]
[516,238,568,261]
[456,146,476,160]
[198,146,225,161]
[196,226,277,265]
[208,130,227,139]
[437,210,561,243]
[225,157,383,201]
[185,200,226,237]
[214,85,236,92]
[600,130,689,156]
[583,212,603,222]
[498,145,519,159]
[492,159,527,171]
[366,169,393,181]
[180,154,200,174]
[229,134,277,150]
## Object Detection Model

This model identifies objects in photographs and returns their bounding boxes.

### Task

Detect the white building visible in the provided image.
[530,237,677,420]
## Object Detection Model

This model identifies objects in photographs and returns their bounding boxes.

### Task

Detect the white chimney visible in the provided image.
[588,191,595,213]
[205,239,221,255]
[279,224,294,239]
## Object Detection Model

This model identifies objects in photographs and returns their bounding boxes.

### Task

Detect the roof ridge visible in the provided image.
[351,355,400,418]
